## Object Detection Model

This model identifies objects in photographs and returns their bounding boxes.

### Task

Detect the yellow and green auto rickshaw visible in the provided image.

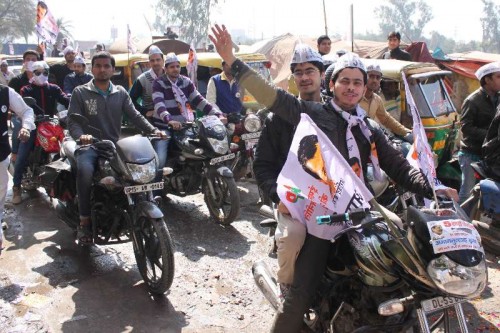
[363,59,461,189]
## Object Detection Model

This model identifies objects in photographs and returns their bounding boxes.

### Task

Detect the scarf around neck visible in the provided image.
[169,77,194,121]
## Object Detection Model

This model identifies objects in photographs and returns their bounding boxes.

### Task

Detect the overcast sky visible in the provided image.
[42,0,488,44]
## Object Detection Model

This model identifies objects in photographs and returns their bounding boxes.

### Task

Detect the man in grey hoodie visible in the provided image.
[68,52,164,244]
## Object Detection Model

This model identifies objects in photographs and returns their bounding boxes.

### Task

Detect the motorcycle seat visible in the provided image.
[479,179,500,214]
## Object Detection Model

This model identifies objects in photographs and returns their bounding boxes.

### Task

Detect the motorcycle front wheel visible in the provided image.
[203,175,240,225]
[132,216,175,295]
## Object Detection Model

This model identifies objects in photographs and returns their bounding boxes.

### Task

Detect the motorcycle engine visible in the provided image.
[167,167,202,195]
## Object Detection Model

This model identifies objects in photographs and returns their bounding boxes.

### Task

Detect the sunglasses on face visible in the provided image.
[34,70,49,76]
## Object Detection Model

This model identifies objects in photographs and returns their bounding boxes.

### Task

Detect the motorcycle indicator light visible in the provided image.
[194,148,204,155]
[378,299,404,316]
[232,136,240,143]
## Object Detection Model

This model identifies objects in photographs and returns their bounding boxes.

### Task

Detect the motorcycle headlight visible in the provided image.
[126,159,157,184]
[427,254,487,298]
[244,114,262,133]
[207,137,229,155]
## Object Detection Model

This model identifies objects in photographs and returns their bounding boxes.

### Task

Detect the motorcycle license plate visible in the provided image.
[421,296,466,313]
[210,153,235,165]
[245,138,259,149]
[241,131,261,140]
[124,182,164,194]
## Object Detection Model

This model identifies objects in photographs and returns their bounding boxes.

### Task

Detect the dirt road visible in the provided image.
[1,179,499,332]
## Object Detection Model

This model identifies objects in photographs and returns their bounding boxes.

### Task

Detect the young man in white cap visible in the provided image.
[0,60,15,86]
[458,61,500,203]
[210,24,458,332]
[152,52,222,164]
[359,63,411,137]
[254,43,326,299]
[12,61,70,204]
[130,45,165,120]
[63,57,93,95]
[129,45,167,196]
[50,46,76,91]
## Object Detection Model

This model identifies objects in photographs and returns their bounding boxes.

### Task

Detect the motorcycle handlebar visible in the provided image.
[316,208,370,225]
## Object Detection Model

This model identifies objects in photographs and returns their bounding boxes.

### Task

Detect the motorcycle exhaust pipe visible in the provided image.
[252,260,281,310]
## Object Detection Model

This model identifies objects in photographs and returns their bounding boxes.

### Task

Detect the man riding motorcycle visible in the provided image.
[68,51,164,244]
[254,43,328,298]
[209,24,458,333]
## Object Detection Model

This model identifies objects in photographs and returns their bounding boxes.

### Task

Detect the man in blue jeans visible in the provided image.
[458,61,500,203]
[68,52,164,244]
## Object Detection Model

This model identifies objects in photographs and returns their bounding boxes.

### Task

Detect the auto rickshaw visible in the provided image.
[363,59,461,190]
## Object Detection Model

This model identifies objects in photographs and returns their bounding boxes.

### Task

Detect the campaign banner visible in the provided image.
[36,1,59,45]
[277,113,373,240]
[427,219,483,254]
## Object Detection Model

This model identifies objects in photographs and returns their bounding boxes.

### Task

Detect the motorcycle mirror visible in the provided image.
[23,96,37,106]
[68,113,89,127]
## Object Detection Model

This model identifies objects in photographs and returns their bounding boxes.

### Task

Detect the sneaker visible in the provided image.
[1,219,7,230]
[278,283,291,302]
[11,186,22,205]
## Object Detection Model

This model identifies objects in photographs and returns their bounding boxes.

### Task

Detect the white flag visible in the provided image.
[127,24,137,54]
[277,113,373,240]
[186,42,198,87]
[402,72,440,203]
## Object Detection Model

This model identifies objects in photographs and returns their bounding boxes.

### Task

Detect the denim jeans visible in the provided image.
[0,157,9,222]
[458,151,480,204]
[152,137,170,196]
[11,116,21,154]
[12,129,36,187]
[75,148,99,218]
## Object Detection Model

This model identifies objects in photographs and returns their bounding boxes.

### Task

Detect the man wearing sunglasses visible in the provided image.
[11,61,69,204]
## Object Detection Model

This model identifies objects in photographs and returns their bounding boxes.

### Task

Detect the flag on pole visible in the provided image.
[402,72,440,204]
[277,113,373,240]
[127,24,137,54]
[35,1,59,44]
[186,42,198,87]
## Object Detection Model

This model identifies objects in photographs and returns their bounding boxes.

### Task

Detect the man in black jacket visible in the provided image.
[254,43,327,297]
[209,24,457,333]
[383,31,412,61]
[458,61,500,203]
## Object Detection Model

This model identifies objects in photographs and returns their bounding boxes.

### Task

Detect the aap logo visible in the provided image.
[284,185,305,203]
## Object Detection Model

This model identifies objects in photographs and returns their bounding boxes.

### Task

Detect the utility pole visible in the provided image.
[322,0,328,36]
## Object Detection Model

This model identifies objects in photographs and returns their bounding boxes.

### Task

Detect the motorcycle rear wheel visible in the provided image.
[203,175,240,225]
[132,217,175,295]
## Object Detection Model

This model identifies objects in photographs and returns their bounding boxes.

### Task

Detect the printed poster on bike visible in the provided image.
[427,219,484,254]
[277,113,373,240]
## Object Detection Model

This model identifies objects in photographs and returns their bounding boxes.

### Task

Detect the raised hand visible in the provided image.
[209,24,237,66]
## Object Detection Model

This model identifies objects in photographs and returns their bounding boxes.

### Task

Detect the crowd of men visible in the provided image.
[1,27,499,332]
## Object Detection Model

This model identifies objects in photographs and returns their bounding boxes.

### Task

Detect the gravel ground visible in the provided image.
[0,180,499,332]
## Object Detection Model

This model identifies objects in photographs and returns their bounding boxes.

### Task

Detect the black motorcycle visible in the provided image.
[461,161,500,256]
[42,114,175,295]
[163,115,240,225]
[254,201,487,332]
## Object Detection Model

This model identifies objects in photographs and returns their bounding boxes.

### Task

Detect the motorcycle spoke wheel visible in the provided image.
[203,176,240,226]
[133,217,175,295]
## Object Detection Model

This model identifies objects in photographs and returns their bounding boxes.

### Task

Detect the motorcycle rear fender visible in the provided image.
[135,201,164,219]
